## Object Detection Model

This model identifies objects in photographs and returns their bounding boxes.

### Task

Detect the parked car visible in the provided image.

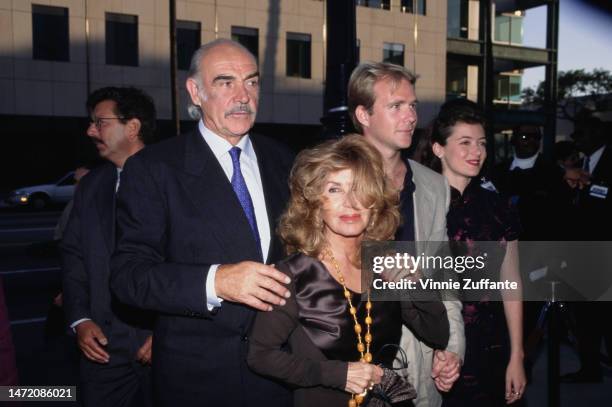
[6,172,76,209]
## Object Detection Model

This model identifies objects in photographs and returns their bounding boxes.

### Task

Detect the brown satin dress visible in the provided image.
[247,253,449,407]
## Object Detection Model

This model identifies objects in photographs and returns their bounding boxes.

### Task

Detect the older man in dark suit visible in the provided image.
[62,87,157,406]
[110,39,293,406]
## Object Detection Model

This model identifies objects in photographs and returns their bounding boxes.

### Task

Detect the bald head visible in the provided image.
[186,39,256,120]
[185,38,260,143]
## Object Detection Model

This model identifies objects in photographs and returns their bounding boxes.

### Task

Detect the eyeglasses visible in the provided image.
[89,117,126,130]
[518,133,541,141]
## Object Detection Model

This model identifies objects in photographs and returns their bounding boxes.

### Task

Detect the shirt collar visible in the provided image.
[198,120,255,162]
[510,153,538,170]
[588,145,606,172]
[115,167,122,192]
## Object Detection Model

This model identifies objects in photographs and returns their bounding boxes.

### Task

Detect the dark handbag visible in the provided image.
[363,344,417,406]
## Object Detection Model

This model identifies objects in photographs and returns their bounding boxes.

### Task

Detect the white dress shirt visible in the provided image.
[199,121,271,310]
[509,152,538,170]
[587,145,605,174]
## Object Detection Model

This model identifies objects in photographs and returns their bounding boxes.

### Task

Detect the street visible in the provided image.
[1,209,78,405]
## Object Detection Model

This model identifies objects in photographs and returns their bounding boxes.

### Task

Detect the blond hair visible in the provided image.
[279,134,400,257]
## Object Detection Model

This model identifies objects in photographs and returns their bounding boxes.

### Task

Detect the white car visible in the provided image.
[6,172,76,209]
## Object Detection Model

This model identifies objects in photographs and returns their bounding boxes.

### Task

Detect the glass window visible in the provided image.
[286,32,311,78]
[509,75,522,103]
[383,42,404,66]
[177,21,201,71]
[356,0,390,10]
[447,0,469,39]
[232,26,259,62]
[32,4,69,61]
[356,39,361,63]
[494,75,508,102]
[401,0,426,15]
[495,15,511,43]
[446,59,468,99]
[58,174,76,186]
[510,16,523,44]
[106,13,138,66]
[494,75,521,103]
[495,15,523,45]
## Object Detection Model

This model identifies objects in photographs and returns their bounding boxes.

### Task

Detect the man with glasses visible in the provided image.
[492,125,566,241]
[491,124,568,381]
[62,87,157,406]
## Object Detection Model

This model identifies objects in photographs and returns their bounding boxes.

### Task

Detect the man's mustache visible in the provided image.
[225,105,254,117]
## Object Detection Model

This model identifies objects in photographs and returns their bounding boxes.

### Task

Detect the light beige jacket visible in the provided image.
[399,159,466,407]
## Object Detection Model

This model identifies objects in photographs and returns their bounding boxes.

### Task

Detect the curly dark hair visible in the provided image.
[422,98,486,173]
[86,86,157,145]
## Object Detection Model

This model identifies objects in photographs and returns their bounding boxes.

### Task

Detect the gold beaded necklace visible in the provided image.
[325,249,373,407]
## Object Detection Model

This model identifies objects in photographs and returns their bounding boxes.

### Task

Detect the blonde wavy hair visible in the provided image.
[279,134,400,257]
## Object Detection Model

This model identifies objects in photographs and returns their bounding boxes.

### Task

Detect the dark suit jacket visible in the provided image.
[61,163,152,365]
[248,254,449,407]
[491,154,568,241]
[575,144,612,240]
[110,129,293,406]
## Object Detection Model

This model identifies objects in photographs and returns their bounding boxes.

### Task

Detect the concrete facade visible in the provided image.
[0,0,448,126]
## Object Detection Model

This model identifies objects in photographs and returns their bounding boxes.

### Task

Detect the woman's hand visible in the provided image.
[345,362,383,395]
[505,354,526,404]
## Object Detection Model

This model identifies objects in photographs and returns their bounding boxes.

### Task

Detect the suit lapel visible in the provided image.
[411,165,434,242]
[95,165,118,254]
[181,130,261,261]
[409,161,443,264]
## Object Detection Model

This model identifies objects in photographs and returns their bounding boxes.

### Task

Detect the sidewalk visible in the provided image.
[525,342,612,406]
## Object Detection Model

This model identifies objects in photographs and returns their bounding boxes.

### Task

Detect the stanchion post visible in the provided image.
[547,281,560,407]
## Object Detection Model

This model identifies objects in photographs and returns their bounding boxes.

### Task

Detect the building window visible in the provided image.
[106,13,138,66]
[356,39,361,63]
[286,32,311,78]
[356,0,390,10]
[446,59,468,99]
[495,14,523,45]
[177,20,201,70]
[401,0,426,15]
[494,74,522,104]
[447,0,469,39]
[232,26,259,61]
[32,4,69,61]
[383,42,404,66]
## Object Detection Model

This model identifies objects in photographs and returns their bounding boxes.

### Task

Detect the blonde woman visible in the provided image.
[248,135,450,406]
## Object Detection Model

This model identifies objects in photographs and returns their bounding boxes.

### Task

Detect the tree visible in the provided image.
[521,68,612,121]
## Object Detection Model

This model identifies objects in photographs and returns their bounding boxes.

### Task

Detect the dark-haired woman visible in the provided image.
[424,99,526,406]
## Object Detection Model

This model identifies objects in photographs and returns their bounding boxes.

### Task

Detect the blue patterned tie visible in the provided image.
[229,147,262,260]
